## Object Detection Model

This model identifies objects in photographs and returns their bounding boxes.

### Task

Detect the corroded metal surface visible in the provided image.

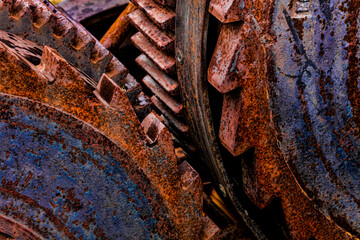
[136,54,178,95]
[129,9,174,51]
[153,0,175,8]
[151,96,189,134]
[131,32,176,74]
[0,0,127,84]
[100,2,137,50]
[0,2,219,238]
[175,1,268,239]
[3,0,360,239]
[204,0,360,238]
[271,0,360,236]
[142,75,183,115]
[57,0,129,22]
[0,95,173,239]
[209,0,243,23]
[131,0,175,30]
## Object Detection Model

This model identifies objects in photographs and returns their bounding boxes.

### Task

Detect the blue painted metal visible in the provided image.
[0,94,174,239]
[271,0,360,235]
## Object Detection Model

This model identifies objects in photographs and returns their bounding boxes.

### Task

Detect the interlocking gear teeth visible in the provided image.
[105,56,128,85]
[0,33,219,238]
[0,0,127,85]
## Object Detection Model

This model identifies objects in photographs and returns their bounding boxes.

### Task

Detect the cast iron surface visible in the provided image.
[0,94,170,239]
[271,0,360,236]
[0,2,219,238]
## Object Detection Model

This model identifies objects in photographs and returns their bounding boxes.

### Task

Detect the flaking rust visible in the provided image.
[205,0,360,238]
[0,1,219,239]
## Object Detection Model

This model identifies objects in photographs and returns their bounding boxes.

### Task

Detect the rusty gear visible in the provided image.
[116,0,360,239]
[0,0,219,239]
[1,0,360,239]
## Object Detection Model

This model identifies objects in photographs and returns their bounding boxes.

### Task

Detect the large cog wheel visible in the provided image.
[0,1,219,239]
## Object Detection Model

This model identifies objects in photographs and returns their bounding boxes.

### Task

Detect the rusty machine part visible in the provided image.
[1,0,360,239]
[0,0,221,239]
[177,0,360,239]
[94,0,360,239]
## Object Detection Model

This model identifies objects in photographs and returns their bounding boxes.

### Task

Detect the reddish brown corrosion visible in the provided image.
[136,54,178,95]
[100,2,137,50]
[153,0,175,8]
[344,0,360,132]
[0,30,218,239]
[129,9,174,51]
[131,0,176,30]
[207,0,359,238]
[131,32,176,74]
[209,0,244,23]
[142,75,183,115]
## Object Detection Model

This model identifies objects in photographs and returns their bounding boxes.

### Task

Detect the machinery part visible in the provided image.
[100,2,137,50]
[124,0,357,238]
[126,0,190,148]
[0,1,219,239]
[270,0,360,236]
[42,0,360,239]
[0,0,153,120]
[181,0,360,239]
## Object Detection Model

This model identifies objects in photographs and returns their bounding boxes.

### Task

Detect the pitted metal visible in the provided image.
[204,0,360,238]
[0,2,219,238]
[0,0,127,85]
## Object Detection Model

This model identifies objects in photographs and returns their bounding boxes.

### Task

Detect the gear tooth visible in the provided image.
[141,112,166,145]
[90,42,111,63]
[71,27,93,50]
[94,74,118,106]
[218,89,253,156]
[142,75,183,115]
[86,44,113,83]
[209,0,244,23]
[105,56,128,85]
[151,96,189,134]
[30,1,52,28]
[94,73,135,110]
[37,45,62,83]
[136,54,178,96]
[8,0,31,19]
[50,13,74,37]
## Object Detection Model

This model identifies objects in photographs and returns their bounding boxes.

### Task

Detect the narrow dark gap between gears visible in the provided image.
[0,0,359,239]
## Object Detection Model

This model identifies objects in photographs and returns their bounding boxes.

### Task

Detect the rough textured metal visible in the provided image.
[129,9,174,51]
[131,0,175,30]
[0,0,127,84]
[209,0,244,23]
[153,0,175,8]
[175,3,268,239]
[151,96,189,134]
[142,75,183,115]
[100,2,137,50]
[205,0,360,238]
[0,4,219,238]
[131,32,176,74]
[270,0,360,237]
[136,54,178,95]
[0,95,174,239]
[57,0,129,22]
